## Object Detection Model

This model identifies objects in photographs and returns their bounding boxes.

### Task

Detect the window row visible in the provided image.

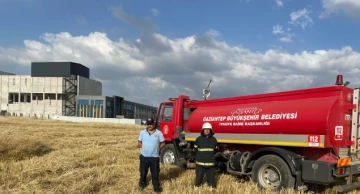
[8,93,64,104]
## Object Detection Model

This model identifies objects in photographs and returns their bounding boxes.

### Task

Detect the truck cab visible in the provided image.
[155,96,190,165]
[155,101,174,142]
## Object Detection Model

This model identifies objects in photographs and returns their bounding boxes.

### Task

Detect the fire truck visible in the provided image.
[155,75,360,192]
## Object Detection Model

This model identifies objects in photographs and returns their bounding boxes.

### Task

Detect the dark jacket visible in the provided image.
[194,129,218,167]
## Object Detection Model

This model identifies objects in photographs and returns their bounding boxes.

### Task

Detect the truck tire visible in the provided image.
[251,154,295,191]
[160,144,178,165]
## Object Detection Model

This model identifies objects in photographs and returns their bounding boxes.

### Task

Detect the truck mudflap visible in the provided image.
[301,160,360,193]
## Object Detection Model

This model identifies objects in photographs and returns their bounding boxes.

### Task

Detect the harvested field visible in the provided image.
[0,117,359,194]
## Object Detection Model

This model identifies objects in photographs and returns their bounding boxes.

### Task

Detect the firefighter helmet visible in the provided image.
[202,122,212,130]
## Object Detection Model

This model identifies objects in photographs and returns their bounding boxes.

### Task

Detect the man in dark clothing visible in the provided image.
[138,117,165,193]
[194,122,218,188]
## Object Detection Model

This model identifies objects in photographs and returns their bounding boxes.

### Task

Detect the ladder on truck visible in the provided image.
[351,88,360,159]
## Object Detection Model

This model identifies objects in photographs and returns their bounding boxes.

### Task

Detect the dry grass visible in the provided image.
[0,117,359,194]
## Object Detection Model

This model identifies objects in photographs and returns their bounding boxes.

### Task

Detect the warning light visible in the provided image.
[168,98,177,101]
[337,168,346,175]
[335,74,343,85]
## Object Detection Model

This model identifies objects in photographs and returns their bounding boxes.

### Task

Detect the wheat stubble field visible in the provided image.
[0,117,359,194]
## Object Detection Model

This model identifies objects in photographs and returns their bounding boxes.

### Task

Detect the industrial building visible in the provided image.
[75,95,157,121]
[0,61,157,120]
[75,95,122,118]
[0,62,102,118]
[124,99,158,120]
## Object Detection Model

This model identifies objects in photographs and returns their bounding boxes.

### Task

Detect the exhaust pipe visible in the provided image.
[337,182,360,193]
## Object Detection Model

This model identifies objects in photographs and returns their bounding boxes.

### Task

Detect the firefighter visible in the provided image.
[137,117,165,193]
[194,122,218,188]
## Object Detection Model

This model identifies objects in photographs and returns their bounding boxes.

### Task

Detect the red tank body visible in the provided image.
[183,86,353,151]
[156,76,360,193]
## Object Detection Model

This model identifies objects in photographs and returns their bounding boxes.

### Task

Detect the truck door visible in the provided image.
[158,103,174,141]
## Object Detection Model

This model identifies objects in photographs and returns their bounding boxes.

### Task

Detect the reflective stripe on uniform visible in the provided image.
[197,148,214,151]
[196,161,214,166]
[194,144,198,148]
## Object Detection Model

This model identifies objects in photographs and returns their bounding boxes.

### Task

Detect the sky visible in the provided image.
[0,0,360,107]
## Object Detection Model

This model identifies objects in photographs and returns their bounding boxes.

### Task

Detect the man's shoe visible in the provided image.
[194,185,201,191]
[154,187,162,193]
[207,184,216,189]
[138,183,146,190]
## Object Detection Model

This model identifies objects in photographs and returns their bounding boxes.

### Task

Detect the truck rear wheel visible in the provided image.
[160,144,178,165]
[251,154,295,191]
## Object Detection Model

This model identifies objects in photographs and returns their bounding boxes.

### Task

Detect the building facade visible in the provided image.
[0,62,102,118]
[75,95,157,120]
[123,100,135,119]
[126,100,157,121]
[1,61,157,120]
[75,95,122,118]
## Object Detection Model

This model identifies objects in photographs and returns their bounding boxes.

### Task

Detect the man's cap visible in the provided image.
[146,117,155,125]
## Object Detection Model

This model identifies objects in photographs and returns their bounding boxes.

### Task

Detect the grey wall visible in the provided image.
[77,76,102,96]
[31,62,90,78]
[76,95,106,101]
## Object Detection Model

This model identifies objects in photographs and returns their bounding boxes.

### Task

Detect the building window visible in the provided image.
[78,99,89,105]
[25,78,27,86]
[20,93,31,103]
[13,78,15,85]
[124,104,134,110]
[32,93,43,105]
[95,100,103,105]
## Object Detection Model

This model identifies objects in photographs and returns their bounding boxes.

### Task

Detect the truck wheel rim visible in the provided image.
[163,150,175,164]
[258,164,281,190]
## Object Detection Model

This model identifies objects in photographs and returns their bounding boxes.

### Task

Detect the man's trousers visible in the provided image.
[195,165,215,188]
[139,154,160,190]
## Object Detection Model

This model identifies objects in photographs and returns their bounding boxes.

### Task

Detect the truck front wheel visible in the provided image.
[251,154,295,191]
[160,144,178,165]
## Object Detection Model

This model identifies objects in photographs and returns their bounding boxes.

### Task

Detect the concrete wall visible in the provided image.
[77,76,102,95]
[51,115,142,125]
[0,75,63,117]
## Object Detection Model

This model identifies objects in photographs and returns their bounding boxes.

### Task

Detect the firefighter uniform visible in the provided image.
[194,122,218,188]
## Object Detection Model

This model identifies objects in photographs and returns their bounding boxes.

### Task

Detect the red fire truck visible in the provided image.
[155,75,360,192]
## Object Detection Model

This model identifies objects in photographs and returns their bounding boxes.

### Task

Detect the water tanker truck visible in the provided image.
[155,75,360,192]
